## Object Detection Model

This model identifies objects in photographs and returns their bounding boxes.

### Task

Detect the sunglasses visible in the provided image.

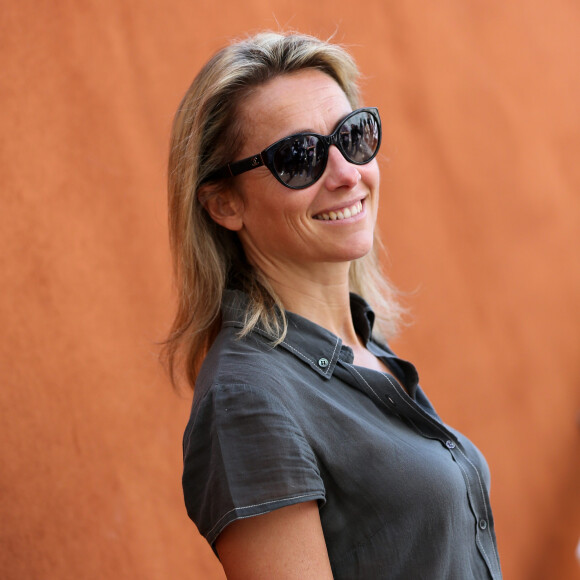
[203,107,381,190]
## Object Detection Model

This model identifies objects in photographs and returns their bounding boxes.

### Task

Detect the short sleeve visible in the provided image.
[182,382,326,547]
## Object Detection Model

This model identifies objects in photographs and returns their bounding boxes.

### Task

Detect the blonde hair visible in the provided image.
[164,31,404,390]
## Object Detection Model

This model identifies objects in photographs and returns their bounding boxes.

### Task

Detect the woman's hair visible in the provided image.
[164,31,404,390]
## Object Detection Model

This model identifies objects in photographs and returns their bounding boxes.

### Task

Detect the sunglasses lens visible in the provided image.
[339,110,380,164]
[269,109,381,189]
[272,136,326,188]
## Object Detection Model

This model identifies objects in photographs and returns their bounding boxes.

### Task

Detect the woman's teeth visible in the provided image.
[315,200,363,221]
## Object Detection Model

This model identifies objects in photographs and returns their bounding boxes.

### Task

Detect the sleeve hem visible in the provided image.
[205,490,327,547]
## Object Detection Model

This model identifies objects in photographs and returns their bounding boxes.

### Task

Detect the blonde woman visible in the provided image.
[165,31,502,580]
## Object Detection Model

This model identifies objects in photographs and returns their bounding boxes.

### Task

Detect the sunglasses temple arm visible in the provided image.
[227,153,266,177]
[201,153,266,185]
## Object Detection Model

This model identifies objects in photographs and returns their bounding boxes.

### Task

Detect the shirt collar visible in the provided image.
[221,289,377,380]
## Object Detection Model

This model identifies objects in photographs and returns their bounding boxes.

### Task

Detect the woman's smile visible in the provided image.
[313,199,365,221]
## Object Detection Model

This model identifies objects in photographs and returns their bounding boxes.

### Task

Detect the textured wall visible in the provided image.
[1,1,579,579]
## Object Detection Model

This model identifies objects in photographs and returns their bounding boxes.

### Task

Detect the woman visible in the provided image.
[165,31,502,579]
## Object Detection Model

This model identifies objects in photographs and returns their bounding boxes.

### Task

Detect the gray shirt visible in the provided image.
[183,290,502,579]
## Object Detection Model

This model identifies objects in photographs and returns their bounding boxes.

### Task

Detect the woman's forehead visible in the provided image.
[237,70,352,149]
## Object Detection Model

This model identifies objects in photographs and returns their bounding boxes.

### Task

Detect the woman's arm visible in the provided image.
[215,501,333,579]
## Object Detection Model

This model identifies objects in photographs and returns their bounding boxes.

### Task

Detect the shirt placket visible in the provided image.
[339,363,502,580]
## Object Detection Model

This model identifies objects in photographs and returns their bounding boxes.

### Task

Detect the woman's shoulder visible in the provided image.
[193,326,289,406]
[208,321,285,365]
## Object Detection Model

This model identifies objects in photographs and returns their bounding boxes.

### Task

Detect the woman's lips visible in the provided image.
[313,200,364,221]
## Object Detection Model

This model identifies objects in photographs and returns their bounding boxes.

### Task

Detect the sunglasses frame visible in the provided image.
[203,107,381,190]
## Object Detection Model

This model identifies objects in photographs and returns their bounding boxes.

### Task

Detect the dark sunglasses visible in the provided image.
[203,107,381,190]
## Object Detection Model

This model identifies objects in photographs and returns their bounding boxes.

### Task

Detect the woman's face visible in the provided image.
[226,69,380,279]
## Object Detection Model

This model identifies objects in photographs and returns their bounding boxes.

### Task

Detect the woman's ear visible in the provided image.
[198,185,244,231]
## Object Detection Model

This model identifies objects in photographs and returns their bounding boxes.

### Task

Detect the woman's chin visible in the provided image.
[330,240,374,263]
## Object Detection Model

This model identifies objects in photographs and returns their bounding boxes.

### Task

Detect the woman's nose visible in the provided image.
[322,146,361,191]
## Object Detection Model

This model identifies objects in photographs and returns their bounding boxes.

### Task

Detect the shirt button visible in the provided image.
[479,519,488,530]
[445,440,456,449]
[318,358,329,368]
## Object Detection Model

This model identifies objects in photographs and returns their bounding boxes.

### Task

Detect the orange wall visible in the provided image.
[1,2,579,579]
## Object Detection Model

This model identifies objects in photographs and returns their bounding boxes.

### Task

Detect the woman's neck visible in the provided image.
[268,270,360,347]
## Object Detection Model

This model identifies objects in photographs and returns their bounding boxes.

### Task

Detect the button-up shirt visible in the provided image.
[183,289,502,579]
